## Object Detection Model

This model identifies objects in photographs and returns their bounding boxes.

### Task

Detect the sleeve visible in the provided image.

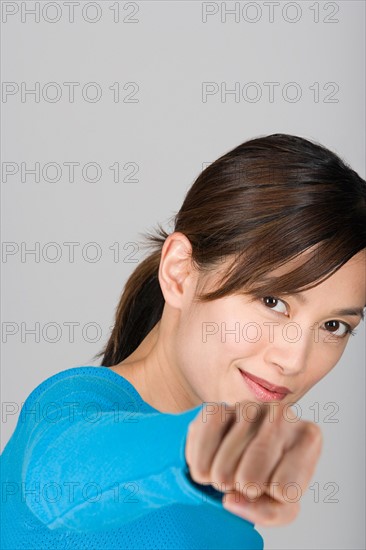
[20,373,227,534]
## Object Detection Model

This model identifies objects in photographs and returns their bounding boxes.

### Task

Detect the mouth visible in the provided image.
[238,369,291,402]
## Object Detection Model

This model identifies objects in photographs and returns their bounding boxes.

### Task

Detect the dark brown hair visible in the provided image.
[94,133,366,367]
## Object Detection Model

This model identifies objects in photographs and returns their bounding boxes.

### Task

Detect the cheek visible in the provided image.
[176,299,267,380]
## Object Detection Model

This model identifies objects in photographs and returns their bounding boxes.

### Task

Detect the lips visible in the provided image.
[240,369,291,395]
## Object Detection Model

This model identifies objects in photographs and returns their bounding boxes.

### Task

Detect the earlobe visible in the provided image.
[158,232,194,307]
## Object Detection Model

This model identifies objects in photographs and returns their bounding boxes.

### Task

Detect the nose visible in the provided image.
[263,321,312,376]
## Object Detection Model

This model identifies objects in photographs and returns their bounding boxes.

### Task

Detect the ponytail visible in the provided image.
[93,224,169,367]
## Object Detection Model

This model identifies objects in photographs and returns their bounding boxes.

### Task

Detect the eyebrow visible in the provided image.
[287,293,365,321]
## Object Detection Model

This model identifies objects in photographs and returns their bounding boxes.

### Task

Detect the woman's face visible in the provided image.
[165,238,366,408]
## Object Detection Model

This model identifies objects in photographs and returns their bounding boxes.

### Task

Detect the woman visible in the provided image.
[1,133,365,549]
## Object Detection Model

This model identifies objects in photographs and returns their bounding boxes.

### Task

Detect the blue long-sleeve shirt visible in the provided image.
[0,365,264,549]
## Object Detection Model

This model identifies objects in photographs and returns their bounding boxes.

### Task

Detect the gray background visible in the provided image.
[1,1,365,548]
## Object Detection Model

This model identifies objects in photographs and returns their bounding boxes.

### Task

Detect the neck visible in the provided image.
[109,319,199,413]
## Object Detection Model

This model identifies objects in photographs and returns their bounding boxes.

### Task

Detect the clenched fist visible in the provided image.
[185,400,323,526]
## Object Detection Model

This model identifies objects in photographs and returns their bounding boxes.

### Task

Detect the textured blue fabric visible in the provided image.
[1,365,264,549]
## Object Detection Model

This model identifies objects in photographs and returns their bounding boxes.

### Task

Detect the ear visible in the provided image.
[158,232,196,309]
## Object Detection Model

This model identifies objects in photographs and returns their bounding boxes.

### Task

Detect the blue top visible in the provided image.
[0,365,264,549]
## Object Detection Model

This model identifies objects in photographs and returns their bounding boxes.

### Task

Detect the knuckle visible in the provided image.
[211,463,231,486]
[303,421,323,445]
[261,503,281,526]
[280,502,300,525]
[261,501,300,527]
[202,404,222,423]
[288,501,301,522]
[189,464,211,484]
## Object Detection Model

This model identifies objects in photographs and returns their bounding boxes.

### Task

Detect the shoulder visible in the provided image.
[19,365,148,421]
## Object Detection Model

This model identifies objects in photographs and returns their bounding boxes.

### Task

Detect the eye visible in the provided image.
[323,320,356,339]
[262,296,288,315]
[261,296,358,339]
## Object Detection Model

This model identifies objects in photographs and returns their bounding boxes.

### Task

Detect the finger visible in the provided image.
[210,404,262,488]
[268,421,323,503]
[223,489,301,527]
[188,403,236,483]
[232,401,300,499]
